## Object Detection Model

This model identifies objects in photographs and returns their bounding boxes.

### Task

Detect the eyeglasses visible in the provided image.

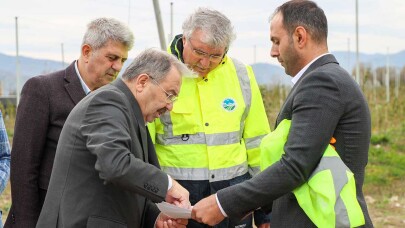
[187,39,225,63]
[148,75,178,103]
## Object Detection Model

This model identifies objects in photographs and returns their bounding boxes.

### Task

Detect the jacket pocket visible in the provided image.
[171,95,193,114]
[166,99,201,135]
[86,216,127,228]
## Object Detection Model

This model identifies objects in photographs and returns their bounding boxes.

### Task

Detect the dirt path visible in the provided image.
[365,180,405,227]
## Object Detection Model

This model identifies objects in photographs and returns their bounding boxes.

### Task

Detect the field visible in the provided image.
[1,84,405,227]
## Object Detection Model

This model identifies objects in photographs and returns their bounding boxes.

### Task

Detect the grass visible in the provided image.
[362,120,405,227]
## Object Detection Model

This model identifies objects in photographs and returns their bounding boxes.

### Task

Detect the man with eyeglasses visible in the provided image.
[36,48,193,228]
[149,76,178,103]
[148,7,271,228]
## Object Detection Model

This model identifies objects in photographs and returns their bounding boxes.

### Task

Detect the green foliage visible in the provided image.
[366,142,405,186]
[0,102,16,142]
[259,85,291,129]
[370,134,390,145]
[365,107,405,187]
[5,100,16,117]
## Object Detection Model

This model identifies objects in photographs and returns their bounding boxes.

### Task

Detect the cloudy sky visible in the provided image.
[1,0,404,66]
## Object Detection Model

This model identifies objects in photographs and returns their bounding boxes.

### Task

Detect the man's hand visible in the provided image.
[166,179,191,209]
[155,213,188,228]
[191,194,225,226]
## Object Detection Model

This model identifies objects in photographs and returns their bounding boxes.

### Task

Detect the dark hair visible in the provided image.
[272,0,328,44]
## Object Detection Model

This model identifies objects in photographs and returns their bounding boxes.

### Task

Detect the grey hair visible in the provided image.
[182,7,236,48]
[121,48,193,81]
[82,17,134,51]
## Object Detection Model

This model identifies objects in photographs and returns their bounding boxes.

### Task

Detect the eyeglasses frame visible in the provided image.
[147,74,178,103]
[187,38,226,63]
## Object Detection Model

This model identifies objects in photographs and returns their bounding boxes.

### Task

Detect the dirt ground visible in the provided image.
[364,179,405,227]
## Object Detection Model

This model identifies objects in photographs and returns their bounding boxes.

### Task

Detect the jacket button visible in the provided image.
[205,123,209,126]
[211,174,215,179]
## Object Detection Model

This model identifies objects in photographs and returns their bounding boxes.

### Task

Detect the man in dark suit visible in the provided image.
[6,17,134,228]
[36,48,192,228]
[191,1,373,227]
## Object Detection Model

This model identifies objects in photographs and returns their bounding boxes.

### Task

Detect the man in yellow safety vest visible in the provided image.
[149,7,271,228]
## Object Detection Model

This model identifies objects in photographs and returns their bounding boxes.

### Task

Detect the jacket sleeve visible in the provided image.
[8,77,50,227]
[243,66,270,176]
[81,91,168,202]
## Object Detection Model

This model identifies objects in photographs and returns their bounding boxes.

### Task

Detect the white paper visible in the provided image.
[156,202,192,219]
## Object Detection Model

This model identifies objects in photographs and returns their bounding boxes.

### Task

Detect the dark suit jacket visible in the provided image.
[217,54,373,227]
[36,78,168,228]
[6,62,86,228]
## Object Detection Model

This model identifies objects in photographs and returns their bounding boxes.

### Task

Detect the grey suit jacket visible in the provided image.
[36,79,168,228]
[217,54,373,227]
[6,62,86,228]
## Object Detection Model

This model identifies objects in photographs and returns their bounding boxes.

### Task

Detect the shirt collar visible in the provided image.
[74,60,91,95]
[291,53,330,85]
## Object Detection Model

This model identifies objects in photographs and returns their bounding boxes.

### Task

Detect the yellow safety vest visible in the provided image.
[148,38,269,181]
[260,119,365,228]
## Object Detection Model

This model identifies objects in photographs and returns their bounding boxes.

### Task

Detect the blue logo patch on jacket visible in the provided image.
[222,98,236,112]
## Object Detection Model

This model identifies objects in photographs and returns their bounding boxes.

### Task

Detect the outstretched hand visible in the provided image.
[165,178,191,209]
[156,213,188,228]
[191,194,225,226]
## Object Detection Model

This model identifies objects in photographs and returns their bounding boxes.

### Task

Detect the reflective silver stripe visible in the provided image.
[335,195,350,228]
[162,161,248,181]
[309,156,351,228]
[157,132,205,145]
[156,131,241,146]
[232,58,252,139]
[245,135,266,149]
[160,111,173,134]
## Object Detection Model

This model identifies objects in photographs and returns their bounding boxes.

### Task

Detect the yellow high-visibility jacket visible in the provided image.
[148,35,270,181]
[260,119,365,228]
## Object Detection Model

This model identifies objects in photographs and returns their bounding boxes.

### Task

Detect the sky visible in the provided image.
[1,0,405,66]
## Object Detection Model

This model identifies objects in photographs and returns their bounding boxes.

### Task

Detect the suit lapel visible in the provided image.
[276,54,339,128]
[112,79,149,162]
[64,61,86,104]
[139,125,149,162]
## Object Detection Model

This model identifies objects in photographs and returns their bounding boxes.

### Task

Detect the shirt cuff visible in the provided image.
[215,193,228,217]
[167,174,172,190]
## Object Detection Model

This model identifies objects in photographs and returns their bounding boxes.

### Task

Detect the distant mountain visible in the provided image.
[331,50,405,73]
[252,50,405,87]
[1,50,405,95]
[0,53,66,95]
[251,62,292,87]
